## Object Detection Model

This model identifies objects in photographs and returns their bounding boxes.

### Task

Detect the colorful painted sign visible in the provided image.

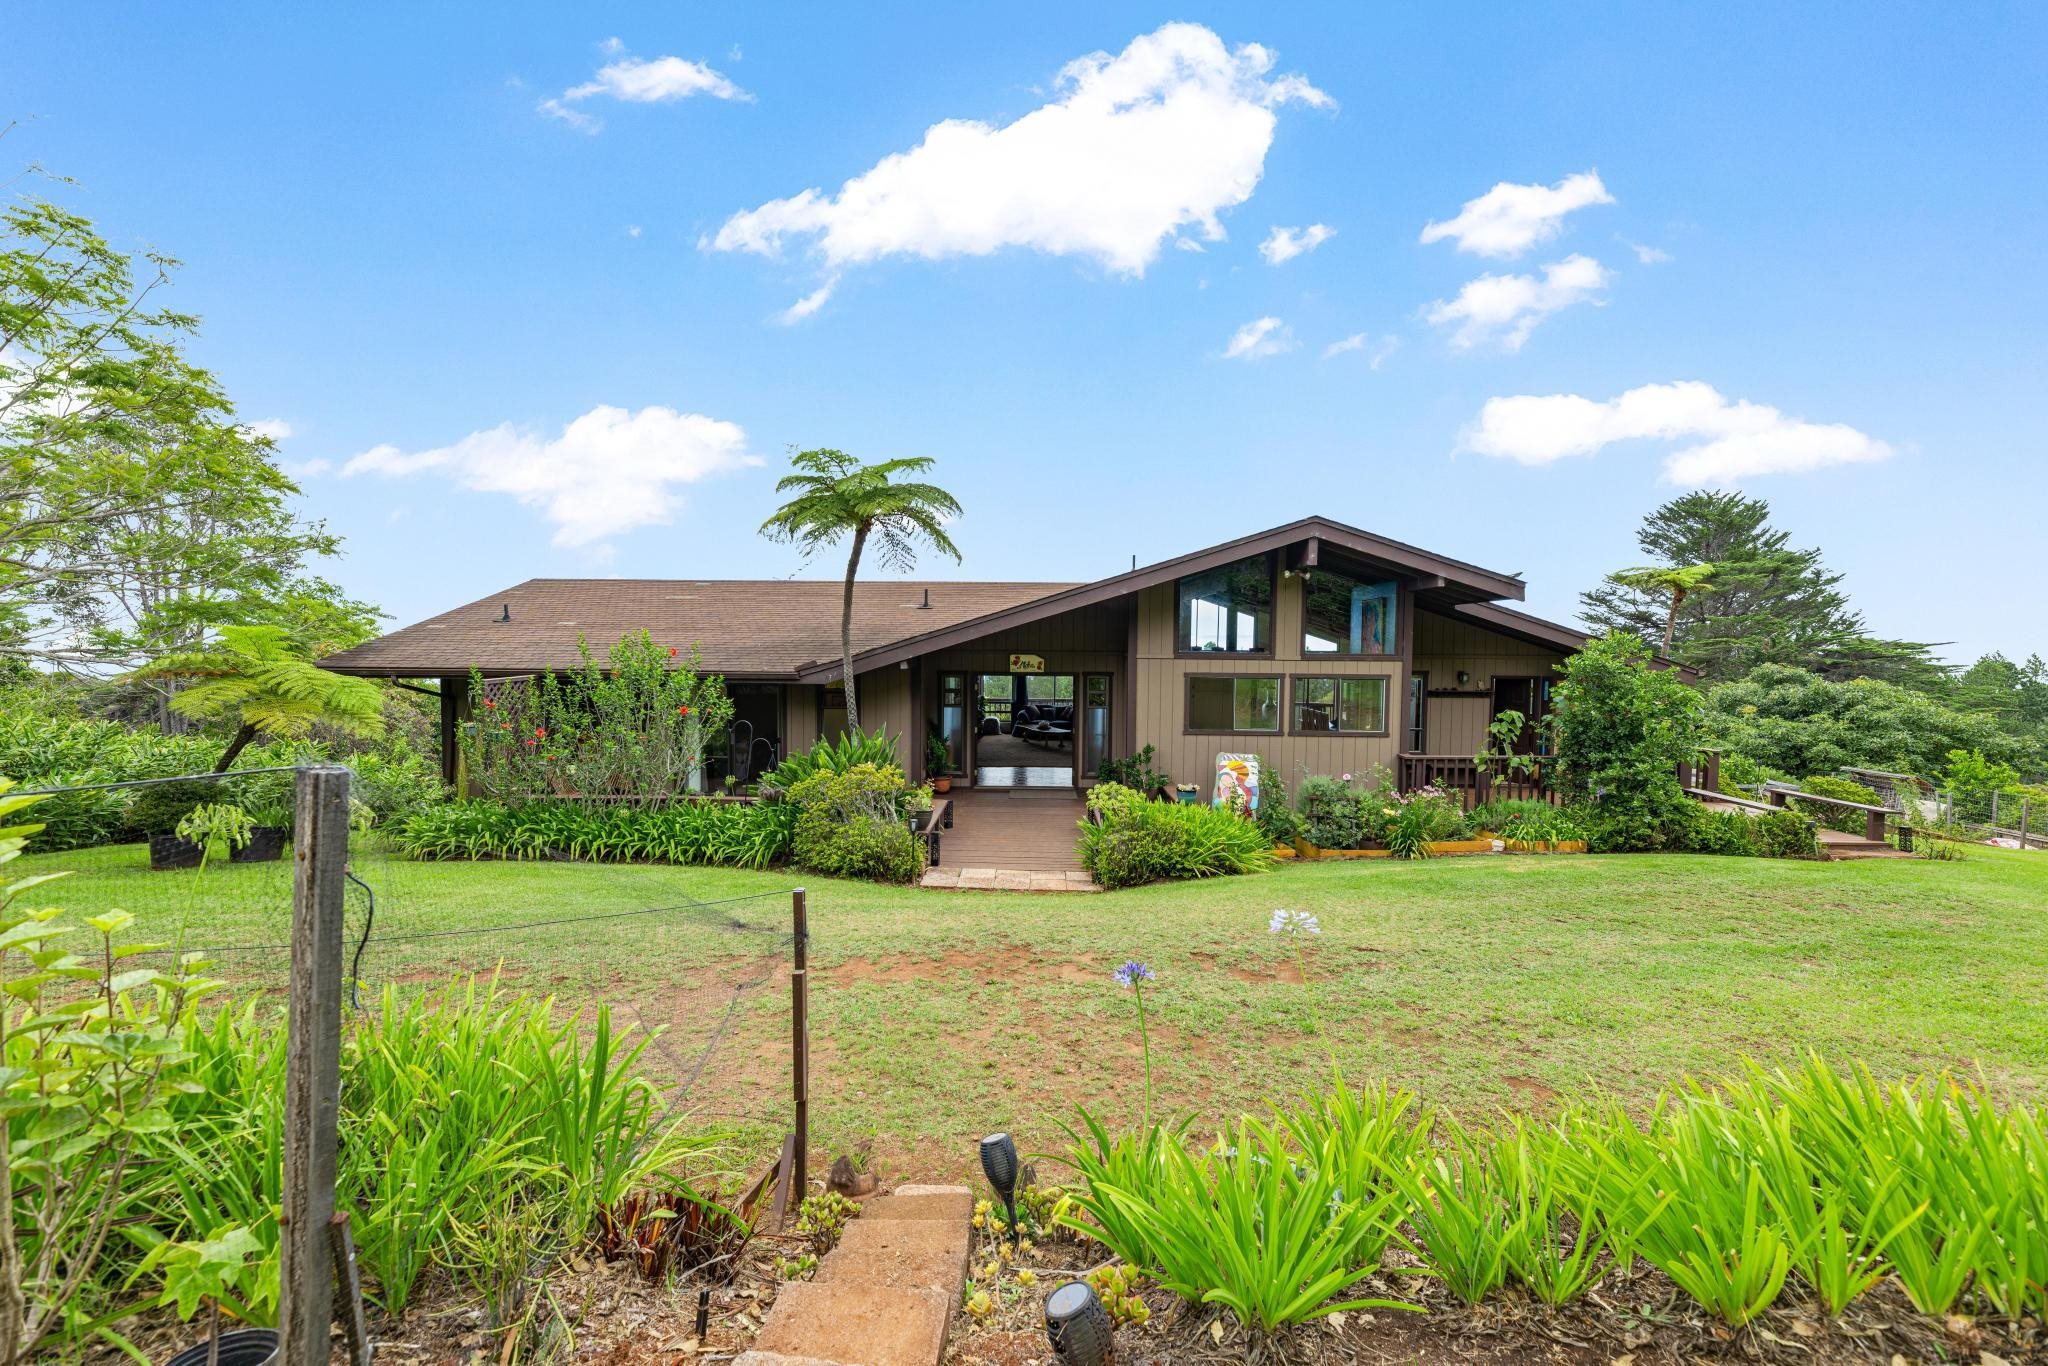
[1008,653,1045,673]
[1213,752,1261,812]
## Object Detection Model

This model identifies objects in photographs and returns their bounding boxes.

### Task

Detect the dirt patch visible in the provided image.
[1190,950,1306,985]
[1503,1074,1559,1108]
[821,948,1104,987]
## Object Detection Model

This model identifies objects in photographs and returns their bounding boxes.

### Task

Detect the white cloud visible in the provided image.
[598,36,625,55]
[1324,332,1399,367]
[246,418,293,441]
[706,22,1329,287]
[1420,171,1613,259]
[627,225,643,238]
[1259,222,1334,265]
[773,277,839,325]
[1174,236,1206,253]
[341,404,758,548]
[1464,380,1893,484]
[1424,253,1609,351]
[540,50,749,132]
[1619,236,1670,265]
[281,457,332,481]
[1223,316,1295,360]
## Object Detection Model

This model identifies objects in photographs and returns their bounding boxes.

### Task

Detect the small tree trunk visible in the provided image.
[839,525,869,733]
[1661,590,1683,655]
[214,721,261,773]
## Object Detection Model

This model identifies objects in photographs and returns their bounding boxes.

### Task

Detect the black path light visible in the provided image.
[1043,1280,1115,1364]
[979,1131,1020,1247]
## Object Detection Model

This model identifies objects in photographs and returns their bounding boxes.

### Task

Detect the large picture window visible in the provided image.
[1178,555,1274,654]
[1302,570,1397,656]
[1186,675,1281,733]
[1291,675,1390,735]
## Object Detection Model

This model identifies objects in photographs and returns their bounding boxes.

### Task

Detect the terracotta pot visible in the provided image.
[933,776,952,794]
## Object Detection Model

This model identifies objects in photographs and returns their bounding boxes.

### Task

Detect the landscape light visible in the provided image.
[979,1131,1020,1246]
[1043,1281,1114,1364]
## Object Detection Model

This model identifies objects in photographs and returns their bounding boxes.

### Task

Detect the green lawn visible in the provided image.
[28,839,2048,1182]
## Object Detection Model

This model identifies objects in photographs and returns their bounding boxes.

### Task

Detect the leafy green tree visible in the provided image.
[1545,632,1707,850]
[148,624,386,770]
[1704,663,2036,781]
[759,449,961,731]
[2,181,364,684]
[1580,492,1938,684]
[1602,562,1722,655]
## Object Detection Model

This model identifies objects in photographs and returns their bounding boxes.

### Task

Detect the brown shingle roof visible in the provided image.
[318,578,1078,679]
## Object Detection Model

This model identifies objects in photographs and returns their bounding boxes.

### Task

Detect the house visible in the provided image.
[321,517,1654,804]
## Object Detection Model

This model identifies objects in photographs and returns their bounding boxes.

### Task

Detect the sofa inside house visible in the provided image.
[1014,702,1075,747]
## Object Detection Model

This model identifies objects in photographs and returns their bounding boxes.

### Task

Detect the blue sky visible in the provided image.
[7,4,2044,663]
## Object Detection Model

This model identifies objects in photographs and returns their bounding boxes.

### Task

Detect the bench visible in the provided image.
[1763,785,1894,843]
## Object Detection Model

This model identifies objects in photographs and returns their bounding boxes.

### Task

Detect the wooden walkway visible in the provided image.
[922,788,1096,890]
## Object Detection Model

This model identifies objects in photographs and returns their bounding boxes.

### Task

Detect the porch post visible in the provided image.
[438,675,470,792]
[908,658,926,784]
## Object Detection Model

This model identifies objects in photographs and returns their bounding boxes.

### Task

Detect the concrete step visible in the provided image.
[740,1282,950,1366]
[737,1186,973,1366]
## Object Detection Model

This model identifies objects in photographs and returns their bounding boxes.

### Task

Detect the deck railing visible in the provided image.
[1396,753,1553,809]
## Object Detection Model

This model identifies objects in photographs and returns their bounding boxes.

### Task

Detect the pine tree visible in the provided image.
[1579,491,1940,684]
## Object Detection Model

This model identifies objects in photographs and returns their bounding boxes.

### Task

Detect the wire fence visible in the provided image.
[21,765,809,1137]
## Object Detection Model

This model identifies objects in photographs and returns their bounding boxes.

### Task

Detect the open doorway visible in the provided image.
[973,672,1075,788]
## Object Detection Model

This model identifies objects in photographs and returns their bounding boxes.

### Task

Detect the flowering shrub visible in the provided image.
[460,631,733,806]
[1296,774,1362,849]
[1375,786,1469,859]
[1076,782,1274,889]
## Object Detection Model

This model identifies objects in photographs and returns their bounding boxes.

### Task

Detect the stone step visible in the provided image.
[736,1185,974,1366]
[816,1217,970,1295]
[740,1281,951,1366]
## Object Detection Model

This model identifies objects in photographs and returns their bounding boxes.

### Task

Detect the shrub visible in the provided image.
[1076,783,1274,889]
[1548,633,1707,851]
[1470,799,1589,848]
[1253,764,1304,847]
[1296,774,1362,850]
[1095,743,1170,794]
[394,796,795,869]
[127,778,220,837]
[1793,775,1883,832]
[1747,810,1820,859]
[759,729,903,795]
[1380,787,1468,858]
[788,762,924,883]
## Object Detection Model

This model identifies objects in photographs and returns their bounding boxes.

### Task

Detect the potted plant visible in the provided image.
[925,729,953,794]
[131,780,219,870]
[233,795,292,863]
[175,803,256,873]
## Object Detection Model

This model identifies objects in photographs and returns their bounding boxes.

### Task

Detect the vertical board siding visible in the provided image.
[854,666,913,764]
[1133,580,1410,793]
[1411,609,1566,756]
[784,685,821,756]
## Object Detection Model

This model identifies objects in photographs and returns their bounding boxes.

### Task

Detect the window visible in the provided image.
[1177,554,1274,653]
[1023,674,1074,702]
[1291,675,1389,735]
[1186,675,1281,733]
[1407,673,1427,751]
[1302,570,1397,656]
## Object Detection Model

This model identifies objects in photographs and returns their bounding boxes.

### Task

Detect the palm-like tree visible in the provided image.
[1604,562,1722,655]
[149,624,386,770]
[760,449,961,731]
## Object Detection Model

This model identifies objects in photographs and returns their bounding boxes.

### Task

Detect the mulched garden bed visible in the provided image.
[948,1219,2043,1366]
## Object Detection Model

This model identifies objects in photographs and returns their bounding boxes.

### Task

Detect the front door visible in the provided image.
[1490,677,1551,754]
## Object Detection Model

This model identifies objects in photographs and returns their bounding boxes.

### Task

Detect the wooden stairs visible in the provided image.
[1815,828,1912,861]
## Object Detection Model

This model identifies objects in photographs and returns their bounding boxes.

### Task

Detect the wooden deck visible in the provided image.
[925,788,1092,885]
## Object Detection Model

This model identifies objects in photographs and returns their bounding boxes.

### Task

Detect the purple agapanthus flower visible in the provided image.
[1112,960,1155,989]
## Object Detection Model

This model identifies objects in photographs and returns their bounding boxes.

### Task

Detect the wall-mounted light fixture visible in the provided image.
[1456,670,1469,685]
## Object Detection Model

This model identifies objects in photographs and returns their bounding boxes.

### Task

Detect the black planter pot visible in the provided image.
[148,833,204,871]
[231,825,289,863]
[163,1328,279,1366]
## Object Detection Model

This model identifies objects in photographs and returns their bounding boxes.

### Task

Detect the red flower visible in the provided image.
[500,722,512,731]
[677,705,690,716]
[535,727,547,738]
[483,698,496,709]
[668,647,678,658]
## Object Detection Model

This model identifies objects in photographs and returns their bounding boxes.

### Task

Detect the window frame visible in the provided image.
[1298,568,1401,659]
[1287,672,1395,738]
[1173,552,1280,658]
[1182,673,1284,736]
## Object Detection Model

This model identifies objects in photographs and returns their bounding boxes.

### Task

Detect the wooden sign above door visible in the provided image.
[1008,653,1045,673]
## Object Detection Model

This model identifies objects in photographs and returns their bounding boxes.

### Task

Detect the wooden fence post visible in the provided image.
[2021,798,2032,851]
[790,888,810,1211]
[281,766,350,1365]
